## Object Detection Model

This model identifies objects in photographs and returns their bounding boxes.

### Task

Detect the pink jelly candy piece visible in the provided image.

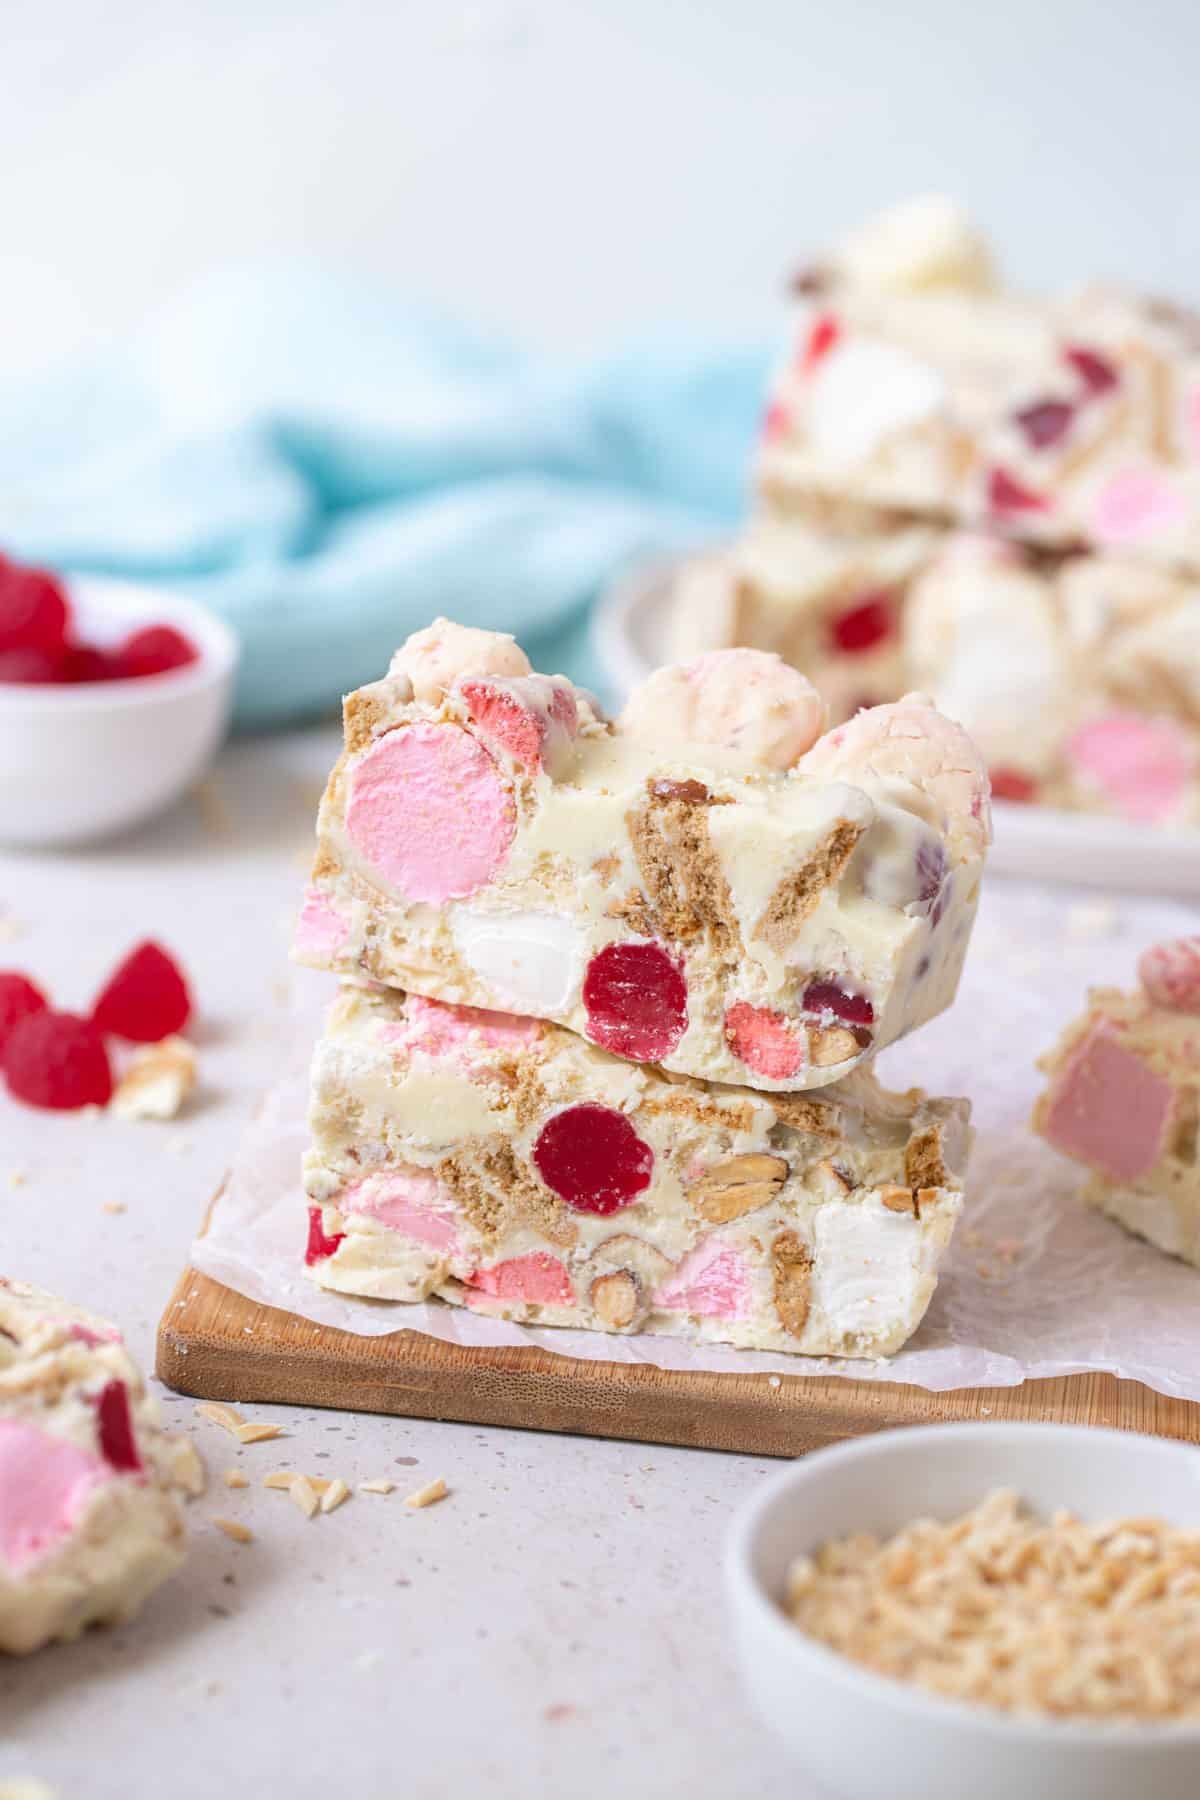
[294,888,350,962]
[1063,345,1119,397]
[95,1379,142,1474]
[828,592,895,655]
[345,721,515,904]
[457,674,578,773]
[0,1417,107,1571]
[724,1002,806,1080]
[987,466,1050,514]
[582,942,688,1063]
[305,1206,346,1265]
[801,313,840,373]
[1090,467,1185,545]
[1013,398,1074,451]
[1065,712,1193,824]
[468,1253,575,1306]
[1040,1019,1174,1183]
[1138,937,1200,1013]
[654,1238,750,1320]
[532,1104,654,1215]
[341,1169,459,1251]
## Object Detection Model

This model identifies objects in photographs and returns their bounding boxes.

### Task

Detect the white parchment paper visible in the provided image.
[192,879,1200,1395]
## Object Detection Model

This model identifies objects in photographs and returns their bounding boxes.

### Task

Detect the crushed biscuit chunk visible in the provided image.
[111,1035,197,1121]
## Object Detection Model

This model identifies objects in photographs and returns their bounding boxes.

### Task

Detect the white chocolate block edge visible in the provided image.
[0,1280,203,1655]
[303,985,971,1359]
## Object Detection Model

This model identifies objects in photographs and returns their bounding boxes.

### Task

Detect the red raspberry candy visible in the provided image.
[1064,345,1119,398]
[1013,398,1074,450]
[0,647,67,683]
[117,624,199,680]
[532,1104,654,1216]
[3,1010,113,1109]
[0,563,69,655]
[802,981,875,1029]
[96,1378,142,1473]
[0,973,48,1053]
[989,766,1037,804]
[582,942,688,1063]
[987,467,1049,515]
[801,313,840,372]
[61,643,122,683]
[92,941,192,1042]
[829,593,895,655]
[305,1206,346,1264]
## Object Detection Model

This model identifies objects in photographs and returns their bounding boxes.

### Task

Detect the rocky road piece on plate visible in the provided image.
[294,620,989,1092]
[760,194,1200,575]
[0,1280,204,1655]
[1033,937,1200,1266]
[302,983,971,1358]
[671,521,1200,825]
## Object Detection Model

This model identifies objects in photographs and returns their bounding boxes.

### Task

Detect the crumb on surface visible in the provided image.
[224,1469,249,1489]
[786,1488,1200,1721]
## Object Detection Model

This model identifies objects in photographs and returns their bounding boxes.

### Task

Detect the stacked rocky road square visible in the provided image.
[295,619,989,1356]
[671,197,1200,826]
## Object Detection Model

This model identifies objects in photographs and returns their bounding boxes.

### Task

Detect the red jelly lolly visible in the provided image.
[582,942,687,1063]
[532,1104,654,1216]
[96,1378,142,1473]
[305,1206,346,1264]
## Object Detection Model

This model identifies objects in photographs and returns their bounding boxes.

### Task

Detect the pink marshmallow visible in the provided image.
[294,888,351,961]
[345,722,515,904]
[724,1001,806,1081]
[1138,937,1200,1014]
[457,674,579,777]
[340,1169,460,1252]
[0,1419,108,1572]
[383,994,539,1065]
[466,1253,575,1307]
[654,1237,750,1319]
[1066,712,1193,824]
[1040,1018,1175,1183]
[1090,466,1186,545]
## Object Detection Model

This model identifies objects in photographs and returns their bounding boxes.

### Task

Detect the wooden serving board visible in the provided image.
[157,1265,1200,1458]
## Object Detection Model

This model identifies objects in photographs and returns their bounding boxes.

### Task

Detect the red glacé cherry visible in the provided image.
[305,1206,346,1264]
[829,593,895,655]
[582,942,688,1063]
[96,1378,142,1473]
[532,1104,654,1216]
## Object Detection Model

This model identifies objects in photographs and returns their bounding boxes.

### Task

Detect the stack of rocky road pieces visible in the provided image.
[671,197,1200,827]
[292,620,988,1359]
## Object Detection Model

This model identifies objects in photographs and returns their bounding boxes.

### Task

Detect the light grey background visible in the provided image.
[2,0,1197,381]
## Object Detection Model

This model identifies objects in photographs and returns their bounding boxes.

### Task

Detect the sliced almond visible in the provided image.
[320,1478,351,1514]
[772,1230,813,1338]
[195,1403,244,1437]
[224,1469,250,1489]
[880,1184,918,1216]
[289,1475,320,1519]
[263,1469,302,1490]
[213,1516,253,1544]
[405,1478,448,1509]
[590,1270,640,1330]
[359,1478,395,1495]
[692,1151,787,1223]
[234,1421,285,1445]
[808,1025,861,1069]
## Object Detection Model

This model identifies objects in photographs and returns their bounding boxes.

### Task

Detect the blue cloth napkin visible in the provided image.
[0,268,770,727]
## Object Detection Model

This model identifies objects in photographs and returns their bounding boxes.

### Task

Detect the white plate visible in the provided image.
[594,555,1200,897]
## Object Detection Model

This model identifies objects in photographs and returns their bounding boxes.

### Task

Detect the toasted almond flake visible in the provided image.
[289,1475,320,1518]
[213,1517,253,1544]
[234,1421,285,1445]
[358,1478,395,1495]
[195,1403,245,1437]
[320,1478,351,1514]
[111,1036,197,1122]
[224,1469,249,1489]
[103,1201,127,1215]
[263,1468,301,1489]
[404,1478,448,1510]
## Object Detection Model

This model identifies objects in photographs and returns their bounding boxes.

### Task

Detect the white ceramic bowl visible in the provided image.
[0,577,239,846]
[727,1423,1200,1800]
